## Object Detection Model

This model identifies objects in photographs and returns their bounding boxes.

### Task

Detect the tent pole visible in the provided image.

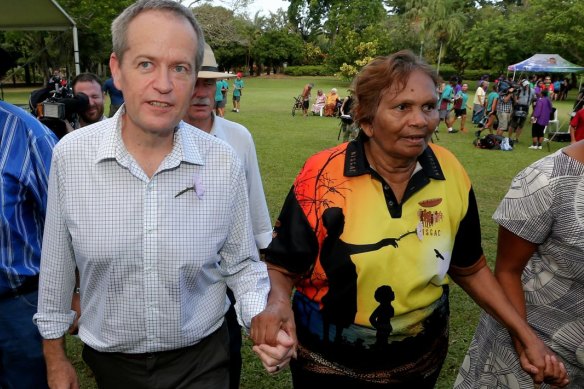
[73,25,80,75]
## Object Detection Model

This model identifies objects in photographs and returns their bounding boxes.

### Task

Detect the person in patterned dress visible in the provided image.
[455,143,584,389]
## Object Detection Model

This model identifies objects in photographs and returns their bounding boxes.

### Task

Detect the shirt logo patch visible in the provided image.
[418,208,444,237]
[418,198,442,208]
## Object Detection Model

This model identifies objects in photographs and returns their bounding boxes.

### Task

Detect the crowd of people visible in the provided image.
[1,1,582,388]
[466,73,573,149]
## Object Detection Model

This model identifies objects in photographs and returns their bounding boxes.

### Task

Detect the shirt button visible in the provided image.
[388,201,394,206]
[383,185,390,190]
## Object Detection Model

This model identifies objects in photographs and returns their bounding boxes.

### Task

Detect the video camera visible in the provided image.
[30,81,89,139]
[36,89,89,122]
[498,80,520,97]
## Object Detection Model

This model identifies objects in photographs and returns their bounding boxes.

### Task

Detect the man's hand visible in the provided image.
[43,338,80,389]
[250,264,298,373]
[46,358,80,389]
[252,329,296,374]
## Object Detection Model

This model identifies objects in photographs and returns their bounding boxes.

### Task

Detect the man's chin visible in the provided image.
[80,115,100,125]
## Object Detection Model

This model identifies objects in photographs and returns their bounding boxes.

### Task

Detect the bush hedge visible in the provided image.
[283,63,499,82]
[283,65,336,77]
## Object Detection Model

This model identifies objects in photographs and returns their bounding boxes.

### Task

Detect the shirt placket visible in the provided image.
[143,178,159,348]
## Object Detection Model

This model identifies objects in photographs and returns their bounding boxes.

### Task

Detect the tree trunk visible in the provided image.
[436,41,443,74]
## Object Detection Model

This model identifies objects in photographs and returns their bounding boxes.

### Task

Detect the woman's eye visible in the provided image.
[423,104,436,112]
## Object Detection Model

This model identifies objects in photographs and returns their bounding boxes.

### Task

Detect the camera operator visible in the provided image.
[508,79,533,143]
[496,85,514,136]
[71,73,106,128]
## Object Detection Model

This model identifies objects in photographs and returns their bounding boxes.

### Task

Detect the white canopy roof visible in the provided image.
[0,0,80,74]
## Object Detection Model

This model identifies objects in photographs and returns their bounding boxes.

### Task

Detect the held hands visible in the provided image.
[250,299,298,374]
[514,336,570,387]
[252,329,296,374]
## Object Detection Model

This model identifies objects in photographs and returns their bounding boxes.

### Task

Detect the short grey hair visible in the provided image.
[111,0,205,72]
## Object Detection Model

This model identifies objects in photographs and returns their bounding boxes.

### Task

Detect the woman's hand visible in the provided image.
[513,337,569,387]
[252,329,296,374]
[250,298,296,347]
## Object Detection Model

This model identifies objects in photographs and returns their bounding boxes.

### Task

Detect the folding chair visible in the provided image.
[544,108,566,151]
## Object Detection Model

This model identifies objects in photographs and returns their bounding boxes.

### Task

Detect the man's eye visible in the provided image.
[204,80,215,86]
[396,104,408,111]
[139,62,152,69]
[423,104,436,112]
[175,65,188,73]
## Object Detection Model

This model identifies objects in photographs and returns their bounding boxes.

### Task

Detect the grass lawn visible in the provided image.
[1,76,576,388]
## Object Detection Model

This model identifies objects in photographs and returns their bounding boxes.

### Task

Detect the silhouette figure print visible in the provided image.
[369,285,396,346]
[319,207,413,344]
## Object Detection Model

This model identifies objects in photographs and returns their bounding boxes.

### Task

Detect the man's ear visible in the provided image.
[109,53,122,91]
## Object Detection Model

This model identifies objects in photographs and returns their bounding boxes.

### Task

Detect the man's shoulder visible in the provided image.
[213,116,254,149]
[56,119,112,151]
[180,121,239,157]
[0,101,58,145]
[215,116,251,135]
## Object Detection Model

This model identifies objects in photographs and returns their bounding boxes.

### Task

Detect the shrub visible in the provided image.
[283,65,336,77]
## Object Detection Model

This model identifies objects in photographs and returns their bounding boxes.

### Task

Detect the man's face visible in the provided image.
[185,77,215,126]
[73,80,105,125]
[109,10,198,137]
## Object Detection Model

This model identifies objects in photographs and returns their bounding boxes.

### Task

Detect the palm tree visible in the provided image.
[407,0,466,73]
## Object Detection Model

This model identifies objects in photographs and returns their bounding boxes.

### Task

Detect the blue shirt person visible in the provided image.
[102,77,124,117]
[0,101,57,389]
[232,73,244,112]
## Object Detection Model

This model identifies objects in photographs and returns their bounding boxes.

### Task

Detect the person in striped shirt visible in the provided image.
[0,100,58,389]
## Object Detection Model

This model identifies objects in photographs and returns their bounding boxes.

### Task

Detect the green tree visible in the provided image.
[252,29,303,74]
[406,0,466,73]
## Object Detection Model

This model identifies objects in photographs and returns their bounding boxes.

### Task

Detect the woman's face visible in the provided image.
[361,70,439,162]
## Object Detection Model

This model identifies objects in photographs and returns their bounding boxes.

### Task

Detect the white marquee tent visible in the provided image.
[0,0,80,75]
[508,53,584,80]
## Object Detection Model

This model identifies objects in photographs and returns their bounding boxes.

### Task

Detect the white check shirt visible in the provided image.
[34,108,269,353]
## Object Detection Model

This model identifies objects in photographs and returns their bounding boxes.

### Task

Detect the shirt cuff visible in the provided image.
[33,311,77,339]
[254,231,273,250]
[234,291,268,333]
[448,254,487,277]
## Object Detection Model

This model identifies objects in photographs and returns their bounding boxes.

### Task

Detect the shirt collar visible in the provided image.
[95,106,204,167]
[209,112,223,139]
[344,133,445,180]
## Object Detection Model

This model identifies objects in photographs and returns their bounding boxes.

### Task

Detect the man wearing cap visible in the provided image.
[232,72,244,113]
[184,43,274,389]
[508,79,534,143]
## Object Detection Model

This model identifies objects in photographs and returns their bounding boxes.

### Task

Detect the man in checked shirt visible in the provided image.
[33,1,285,388]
